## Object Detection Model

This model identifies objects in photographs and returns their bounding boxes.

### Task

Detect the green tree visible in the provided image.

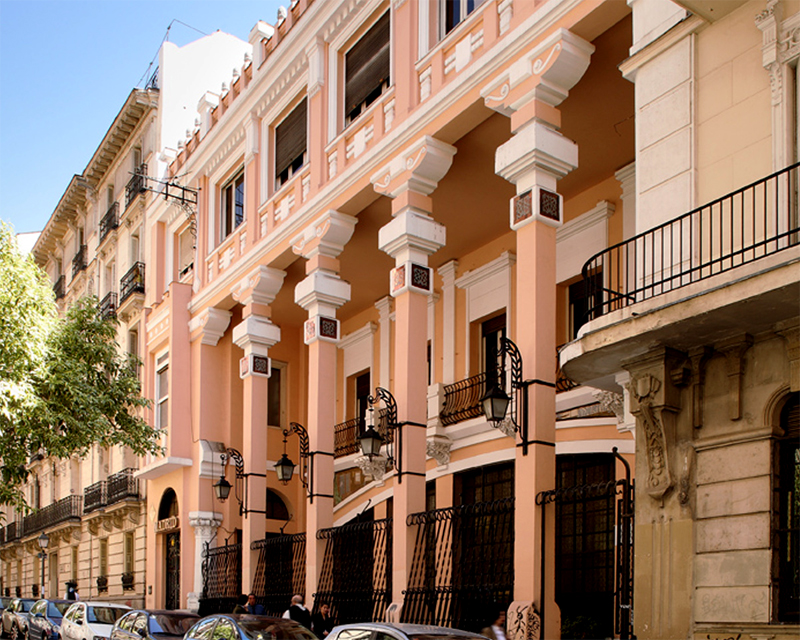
[0,222,161,508]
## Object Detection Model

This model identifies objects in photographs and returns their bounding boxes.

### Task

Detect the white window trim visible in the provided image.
[155,351,169,430]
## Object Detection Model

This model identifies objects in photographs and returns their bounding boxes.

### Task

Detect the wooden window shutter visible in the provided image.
[275,98,308,178]
[345,12,390,116]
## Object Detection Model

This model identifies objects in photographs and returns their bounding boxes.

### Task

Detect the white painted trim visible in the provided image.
[555,439,635,456]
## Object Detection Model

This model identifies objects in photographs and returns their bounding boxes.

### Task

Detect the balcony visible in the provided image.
[125,164,147,209]
[21,495,82,536]
[99,292,117,320]
[441,367,504,426]
[71,245,87,279]
[99,202,119,243]
[333,409,393,458]
[83,481,107,513]
[582,162,800,323]
[53,275,65,301]
[120,262,145,304]
[96,575,108,593]
[5,521,18,542]
[121,572,135,591]
[107,468,139,505]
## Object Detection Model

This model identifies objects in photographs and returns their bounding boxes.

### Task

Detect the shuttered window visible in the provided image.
[221,171,244,239]
[275,98,308,187]
[345,12,390,124]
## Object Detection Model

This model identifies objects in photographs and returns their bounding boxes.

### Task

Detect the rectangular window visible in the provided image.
[124,532,134,574]
[99,539,108,577]
[267,362,286,428]
[275,98,308,189]
[775,395,799,621]
[443,0,487,36]
[482,313,506,390]
[71,547,78,581]
[178,226,194,278]
[156,354,169,429]
[221,171,245,240]
[355,371,371,425]
[345,12,390,125]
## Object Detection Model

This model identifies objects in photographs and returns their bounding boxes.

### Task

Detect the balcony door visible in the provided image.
[481,313,506,391]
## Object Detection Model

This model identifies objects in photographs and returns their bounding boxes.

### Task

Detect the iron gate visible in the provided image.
[402,498,514,632]
[251,533,306,616]
[536,449,634,639]
[199,540,242,616]
[165,532,180,610]
[315,518,392,624]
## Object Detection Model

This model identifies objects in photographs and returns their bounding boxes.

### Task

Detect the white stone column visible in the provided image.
[375,297,393,389]
[187,511,222,612]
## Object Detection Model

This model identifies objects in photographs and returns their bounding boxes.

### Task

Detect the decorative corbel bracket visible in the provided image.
[688,346,714,428]
[356,455,388,484]
[775,318,800,392]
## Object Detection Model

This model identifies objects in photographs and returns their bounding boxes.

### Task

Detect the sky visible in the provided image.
[0,0,285,235]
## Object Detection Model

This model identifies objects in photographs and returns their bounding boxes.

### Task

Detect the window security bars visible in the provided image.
[99,202,119,243]
[441,367,504,426]
[83,481,108,513]
[72,245,87,280]
[199,541,242,616]
[121,572,135,591]
[251,534,306,616]
[583,162,800,322]
[120,262,145,303]
[402,498,515,632]
[53,275,65,301]
[106,468,139,504]
[99,293,117,320]
[125,164,148,209]
[316,518,392,624]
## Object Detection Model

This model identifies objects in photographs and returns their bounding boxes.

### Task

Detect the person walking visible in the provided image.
[282,595,311,630]
[311,603,335,638]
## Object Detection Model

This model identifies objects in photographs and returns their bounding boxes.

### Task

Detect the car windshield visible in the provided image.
[87,607,128,625]
[237,620,317,640]
[48,603,70,617]
[18,601,35,612]
[151,614,199,636]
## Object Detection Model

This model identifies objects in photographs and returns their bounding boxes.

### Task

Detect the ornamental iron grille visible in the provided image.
[251,533,306,616]
[199,537,241,615]
[166,531,181,611]
[536,449,634,640]
[316,517,392,624]
[401,498,514,632]
[583,161,800,322]
[107,468,139,504]
[120,262,146,303]
[441,366,504,426]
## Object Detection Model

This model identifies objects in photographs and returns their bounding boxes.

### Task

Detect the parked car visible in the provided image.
[184,616,316,640]
[1,599,36,640]
[27,600,72,640]
[60,603,130,640]
[110,611,198,640]
[0,602,14,618]
[327,623,489,640]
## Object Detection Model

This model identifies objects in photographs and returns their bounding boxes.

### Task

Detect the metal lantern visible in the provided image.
[213,474,232,502]
[274,453,296,485]
[482,385,510,423]
[37,532,49,550]
[359,425,384,459]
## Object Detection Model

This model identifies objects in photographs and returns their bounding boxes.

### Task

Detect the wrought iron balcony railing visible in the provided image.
[121,571,135,591]
[125,164,148,209]
[99,202,119,243]
[22,495,82,536]
[0,526,5,545]
[5,521,18,542]
[583,162,800,322]
[99,292,117,320]
[556,345,579,393]
[71,245,87,279]
[96,575,108,593]
[120,262,145,303]
[441,367,505,426]
[107,468,139,505]
[84,481,108,513]
[333,409,393,458]
[53,275,65,301]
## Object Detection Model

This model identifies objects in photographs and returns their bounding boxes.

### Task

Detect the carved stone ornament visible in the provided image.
[426,436,453,467]
[627,374,673,500]
[506,600,541,640]
[593,390,624,424]
[355,455,388,483]
[496,415,517,439]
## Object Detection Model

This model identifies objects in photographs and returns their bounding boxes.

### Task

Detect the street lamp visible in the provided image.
[275,422,317,502]
[480,337,540,456]
[37,532,48,598]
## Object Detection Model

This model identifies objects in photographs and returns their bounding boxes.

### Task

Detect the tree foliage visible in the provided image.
[0,222,162,508]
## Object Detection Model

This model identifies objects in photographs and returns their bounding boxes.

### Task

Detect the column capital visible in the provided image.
[189,307,232,346]
[232,265,286,308]
[379,209,446,264]
[295,271,351,316]
[188,510,223,537]
[291,210,358,261]
[371,135,457,198]
[481,28,594,119]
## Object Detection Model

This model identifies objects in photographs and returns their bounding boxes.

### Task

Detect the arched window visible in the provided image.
[774,392,799,622]
[265,489,289,521]
[159,488,179,521]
